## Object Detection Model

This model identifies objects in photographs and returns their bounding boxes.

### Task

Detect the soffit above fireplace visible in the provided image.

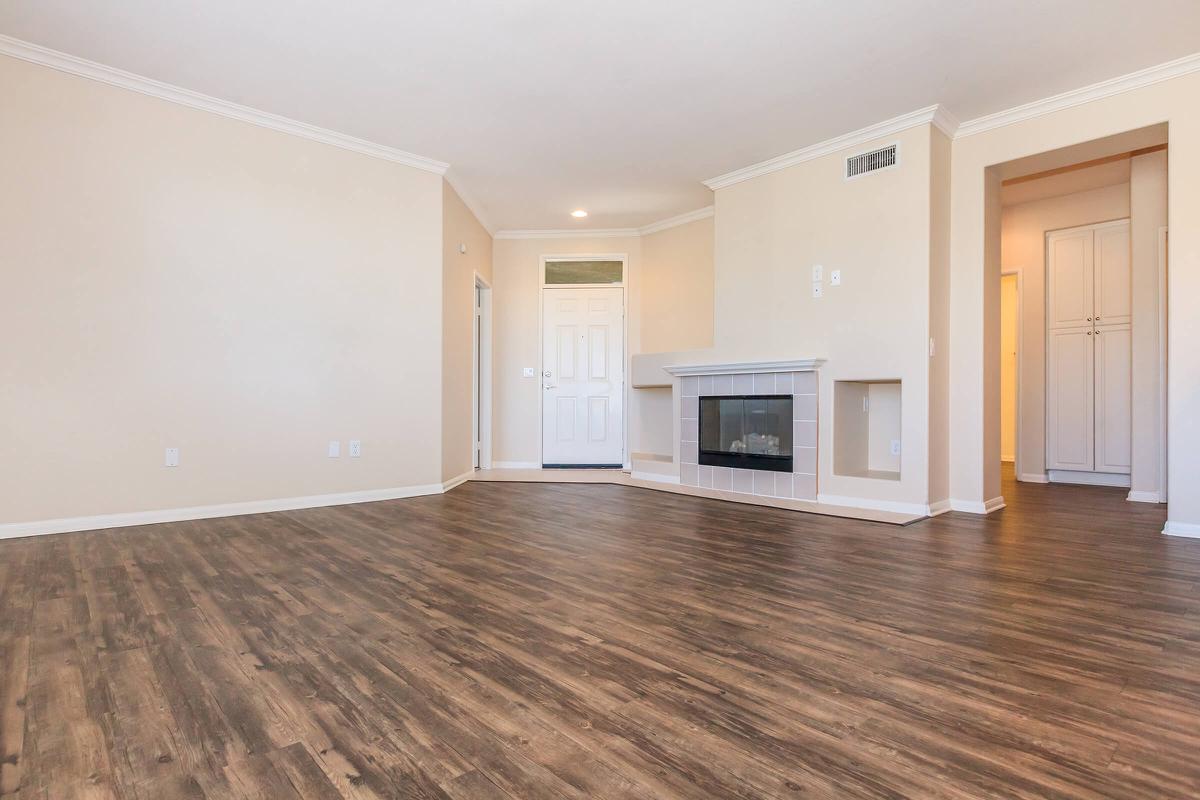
[664,359,825,377]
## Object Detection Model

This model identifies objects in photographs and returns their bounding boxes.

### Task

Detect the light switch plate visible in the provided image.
[812,284,823,298]
[349,439,362,458]
[328,440,341,458]
[164,447,179,467]
[811,264,823,282]
[830,269,841,286]
[522,367,536,378]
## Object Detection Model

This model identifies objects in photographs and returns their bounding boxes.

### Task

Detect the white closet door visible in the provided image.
[1046,328,1094,471]
[1094,325,1132,474]
[1047,229,1094,330]
[1094,221,1132,327]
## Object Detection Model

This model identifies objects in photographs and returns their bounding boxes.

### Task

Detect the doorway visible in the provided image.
[1000,272,1019,467]
[539,255,626,467]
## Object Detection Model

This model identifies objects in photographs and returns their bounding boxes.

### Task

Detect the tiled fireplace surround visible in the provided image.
[679,370,818,500]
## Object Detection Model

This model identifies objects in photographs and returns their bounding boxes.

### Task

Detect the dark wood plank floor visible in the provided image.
[2,466,1197,799]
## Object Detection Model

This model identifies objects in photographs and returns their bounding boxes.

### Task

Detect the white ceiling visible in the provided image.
[2,1,1198,231]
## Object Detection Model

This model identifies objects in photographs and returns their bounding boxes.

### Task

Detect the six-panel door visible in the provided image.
[541,287,624,466]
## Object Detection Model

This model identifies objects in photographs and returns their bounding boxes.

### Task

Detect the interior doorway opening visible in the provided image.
[987,124,1168,504]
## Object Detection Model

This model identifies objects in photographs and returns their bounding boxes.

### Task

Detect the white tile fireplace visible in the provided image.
[666,360,822,501]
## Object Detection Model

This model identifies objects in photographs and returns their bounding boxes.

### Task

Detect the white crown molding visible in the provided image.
[0,482,446,541]
[494,205,714,241]
[955,51,1200,138]
[702,105,948,190]
[638,205,715,235]
[1164,520,1200,538]
[444,172,495,235]
[930,105,961,138]
[664,358,825,376]
[0,34,449,176]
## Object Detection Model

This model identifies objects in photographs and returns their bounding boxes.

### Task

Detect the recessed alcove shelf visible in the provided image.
[834,379,902,481]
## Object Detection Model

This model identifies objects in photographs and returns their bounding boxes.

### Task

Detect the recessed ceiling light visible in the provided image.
[571,209,588,218]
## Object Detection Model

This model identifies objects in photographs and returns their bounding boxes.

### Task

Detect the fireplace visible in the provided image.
[699,394,793,473]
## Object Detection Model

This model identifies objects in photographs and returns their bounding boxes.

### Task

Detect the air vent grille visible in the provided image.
[845,144,898,179]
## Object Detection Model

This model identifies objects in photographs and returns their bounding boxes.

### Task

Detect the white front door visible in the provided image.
[541,287,624,466]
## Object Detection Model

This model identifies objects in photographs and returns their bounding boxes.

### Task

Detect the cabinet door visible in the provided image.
[1047,229,1095,330]
[1094,325,1131,474]
[1094,221,1131,326]
[1046,328,1094,471]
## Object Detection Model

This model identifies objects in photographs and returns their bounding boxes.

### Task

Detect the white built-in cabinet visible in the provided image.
[1046,220,1131,476]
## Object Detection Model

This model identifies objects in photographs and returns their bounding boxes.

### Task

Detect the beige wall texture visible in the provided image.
[1000,180,1131,478]
[713,124,936,510]
[0,55,444,525]
[949,69,1200,532]
[640,216,715,354]
[442,181,494,482]
[1129,150,1168,499]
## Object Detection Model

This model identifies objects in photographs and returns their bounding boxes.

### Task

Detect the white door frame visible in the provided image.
[473,273,493,470]
[537,254,628,468]
[1158,226,1168,502]
[1001,269,1024,478]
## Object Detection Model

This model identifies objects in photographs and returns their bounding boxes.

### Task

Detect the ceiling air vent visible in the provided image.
[845,143,899,180]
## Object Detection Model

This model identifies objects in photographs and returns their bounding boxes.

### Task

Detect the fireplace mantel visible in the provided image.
[664,358,825,377]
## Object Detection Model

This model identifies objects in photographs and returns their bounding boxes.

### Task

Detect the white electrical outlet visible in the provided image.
[890,439,902,456]
[811,264,823,282]
[812,284,823,298]
[328,440,341,458]
[522,367,535,378]
[830,269,841,286]
[164,447,180,467]
[349,440,362,458]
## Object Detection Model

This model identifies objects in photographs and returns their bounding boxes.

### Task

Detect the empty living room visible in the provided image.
[4,2,1200,798]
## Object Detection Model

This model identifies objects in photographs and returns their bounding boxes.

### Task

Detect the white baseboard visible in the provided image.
[442,470,475,492]
[492,461,540,469]
[1127,490,1163,504]
[0,482,446,541]
[1163,520,1200,538]
[948,496,1007,514]
[630,471,680,485]
[816,493,930,517]
[1018,473,1049,484]
[1047,469,1130,488]
[926,499,953,517]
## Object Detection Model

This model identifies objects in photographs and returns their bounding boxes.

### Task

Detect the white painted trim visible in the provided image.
[1001,269,1024,478]
[949,497,1007,514]
[492,461,541,469]
[1047,469,1131,488]
[446,173,495,235]
[1018,472,1049,484]
[442,471,475,493]
[955,52,1200,138]
[1127,490,1162,504]
[494,205,714,241]
[926,499,953,517]
[0,484,445,541]
[638,206,715,235]
[0,34,448,175]
[816,493,931,518]
[703,105,948,190]
[1163,520,1200,538]
[630,471,681,485]
[665,359,825,376]
[474,273,494,470]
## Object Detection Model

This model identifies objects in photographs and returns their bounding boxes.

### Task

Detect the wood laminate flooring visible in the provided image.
[1,465,1196,799]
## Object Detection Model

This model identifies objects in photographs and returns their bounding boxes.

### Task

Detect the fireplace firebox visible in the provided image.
[698,394,793,472]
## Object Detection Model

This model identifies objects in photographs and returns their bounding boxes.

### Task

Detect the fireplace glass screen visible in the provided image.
[699,394,793,472]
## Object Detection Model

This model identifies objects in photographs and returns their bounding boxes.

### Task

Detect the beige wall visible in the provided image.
[713,124,934,509]
[0,55,444,525]
[442,181,493,482]
[640,216,715,354]
[928,128,953,506]
[1000,181,1131,477]
[948,69,1200,531]
[491,236,643,465]
[999,274,1018,462]
[1129,150,1168,498]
